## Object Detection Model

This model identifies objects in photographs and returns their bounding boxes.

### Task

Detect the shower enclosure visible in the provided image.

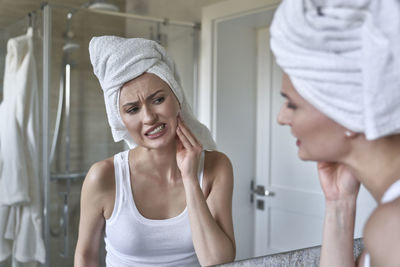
[0,2,200,266]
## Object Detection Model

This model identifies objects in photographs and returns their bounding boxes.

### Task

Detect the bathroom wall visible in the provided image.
[0,7,130,267]
[46,4,127,266]
[125,0,226,111]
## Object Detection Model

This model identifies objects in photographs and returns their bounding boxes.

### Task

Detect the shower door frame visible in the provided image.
[42,4,51,267]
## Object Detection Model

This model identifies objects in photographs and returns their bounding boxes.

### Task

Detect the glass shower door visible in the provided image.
[44,4,199,267]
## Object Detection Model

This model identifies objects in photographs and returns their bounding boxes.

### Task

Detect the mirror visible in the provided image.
[199,0,376,262]
[0,0,376,266]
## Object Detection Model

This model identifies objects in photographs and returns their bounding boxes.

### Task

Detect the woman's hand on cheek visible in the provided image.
[176,116,203,181]
[317,162,360,202]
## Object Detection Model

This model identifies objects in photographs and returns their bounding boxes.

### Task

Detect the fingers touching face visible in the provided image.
[176,115,202,151]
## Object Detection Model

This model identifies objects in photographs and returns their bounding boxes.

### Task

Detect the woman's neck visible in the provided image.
[133,141,181,183]
[344,135,400,202]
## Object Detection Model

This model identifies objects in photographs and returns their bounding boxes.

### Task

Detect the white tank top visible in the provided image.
[364,179,400,267]
[104,150,203,267]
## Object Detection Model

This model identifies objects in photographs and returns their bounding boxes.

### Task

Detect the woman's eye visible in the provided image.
[153,97,165,104]
[127,106,139,114]
[287,102,297,110]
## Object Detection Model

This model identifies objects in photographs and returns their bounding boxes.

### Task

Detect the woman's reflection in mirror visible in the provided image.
[271,0,400,266]
[74,37,235,267]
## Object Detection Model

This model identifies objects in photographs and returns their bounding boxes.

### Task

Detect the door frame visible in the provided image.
[199,0,281,259]
[198,0,280,134]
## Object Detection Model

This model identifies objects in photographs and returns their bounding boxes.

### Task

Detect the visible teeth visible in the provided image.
[148,124,165,135]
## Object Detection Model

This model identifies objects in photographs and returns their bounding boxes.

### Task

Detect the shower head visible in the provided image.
[87,1,120,12]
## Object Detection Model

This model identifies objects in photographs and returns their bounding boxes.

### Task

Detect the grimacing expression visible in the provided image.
[119,73,180,149]
[277,73,351,162]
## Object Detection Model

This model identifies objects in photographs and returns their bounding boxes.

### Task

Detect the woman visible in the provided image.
[74,37,235,267]
[270,0,400,266]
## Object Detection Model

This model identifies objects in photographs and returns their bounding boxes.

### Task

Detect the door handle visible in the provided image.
[251,186,275,197]
[250,180,275,203]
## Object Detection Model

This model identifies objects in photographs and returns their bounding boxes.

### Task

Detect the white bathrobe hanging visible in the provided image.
[0,27,45,264]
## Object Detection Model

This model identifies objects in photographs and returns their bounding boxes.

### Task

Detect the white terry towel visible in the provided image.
[0,27,45,263]
[270,0,400,140]
[89,36,217,150]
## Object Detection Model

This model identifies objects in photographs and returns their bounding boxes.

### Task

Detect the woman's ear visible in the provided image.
[345,130,358,138]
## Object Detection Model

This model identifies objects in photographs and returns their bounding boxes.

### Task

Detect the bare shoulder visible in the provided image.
[204,150,233,172]
[204,151,233,184]
[363,197,400,266]
[83,157,115,198]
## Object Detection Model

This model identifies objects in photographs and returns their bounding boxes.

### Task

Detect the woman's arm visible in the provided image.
[74,160,115,267]
[321,197,358,267]
[318,162,361,267]
[176,118,236,266]
[183,152,235,266]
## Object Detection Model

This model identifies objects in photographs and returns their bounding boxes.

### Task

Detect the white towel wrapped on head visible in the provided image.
[89,36,216,149]
[270,0,400,140]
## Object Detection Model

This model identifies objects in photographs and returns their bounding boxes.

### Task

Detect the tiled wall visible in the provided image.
[0,4,125,267]
[46,6,126,267]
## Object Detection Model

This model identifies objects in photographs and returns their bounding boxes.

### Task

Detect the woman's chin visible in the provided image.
[298,150,331,163]
[142,134,176,149]
[297,150,314,162]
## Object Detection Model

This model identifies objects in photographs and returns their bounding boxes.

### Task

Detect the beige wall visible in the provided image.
[126,0,225,22]
[125,0,225,112]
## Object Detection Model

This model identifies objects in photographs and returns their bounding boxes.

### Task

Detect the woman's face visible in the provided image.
[277,73,351,162]
[119,73,180,149]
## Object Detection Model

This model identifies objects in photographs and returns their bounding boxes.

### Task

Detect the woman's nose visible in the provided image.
[143,105,157,124]
[277,105,291,126]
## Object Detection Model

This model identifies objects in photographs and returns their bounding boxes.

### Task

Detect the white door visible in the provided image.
[254,28,325,256]
[199,0,376,261]
[200,1,280,260]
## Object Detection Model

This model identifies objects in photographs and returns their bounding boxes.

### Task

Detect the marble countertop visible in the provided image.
[215,238,364,267]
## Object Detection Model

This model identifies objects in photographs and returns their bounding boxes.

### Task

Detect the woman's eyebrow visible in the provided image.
[147,89,164,100]
[122,100,138,107]
[122,89,165,107]
[280,92,289,99]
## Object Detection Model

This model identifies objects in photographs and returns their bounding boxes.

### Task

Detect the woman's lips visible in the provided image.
[144,123,167,139]
[296,139,301,146]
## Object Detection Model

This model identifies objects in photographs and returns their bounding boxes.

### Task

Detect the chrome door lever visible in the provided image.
[250,180,275,203]
[251,186,275,197]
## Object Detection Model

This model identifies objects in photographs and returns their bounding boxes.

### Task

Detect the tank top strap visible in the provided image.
[364,253,371,267]
[107,150,131,224]
[381,179,400,203]
[198,151,205,189]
